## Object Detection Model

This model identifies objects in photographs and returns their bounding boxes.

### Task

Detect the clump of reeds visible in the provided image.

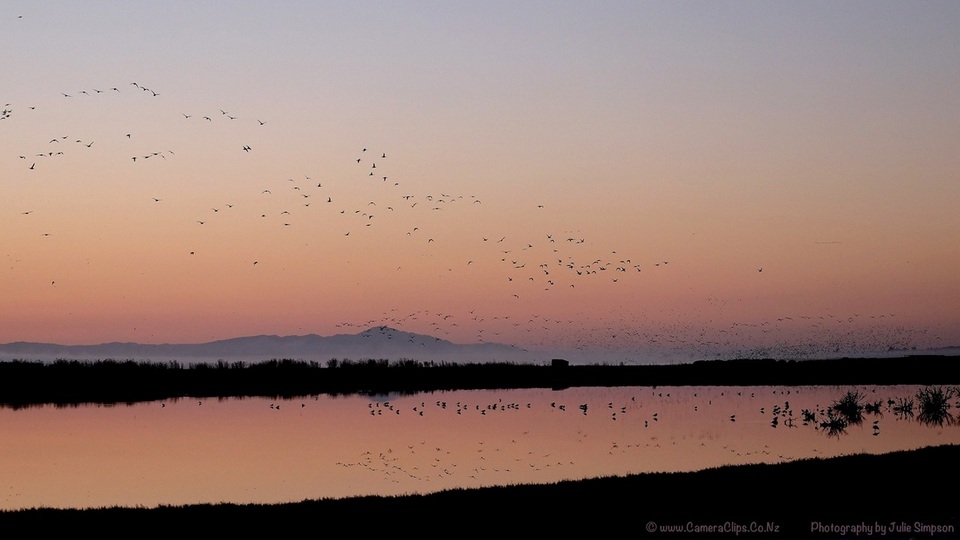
[916,386,956,427]
[830,390,865,425]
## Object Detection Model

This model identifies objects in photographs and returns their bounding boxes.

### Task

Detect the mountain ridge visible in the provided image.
[0,326,531,363]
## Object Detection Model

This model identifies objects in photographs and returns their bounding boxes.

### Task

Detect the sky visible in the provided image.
[2,1,959,361]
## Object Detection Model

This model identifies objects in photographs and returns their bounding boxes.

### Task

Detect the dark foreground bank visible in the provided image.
[2,445,957,538]
[1,355,957,407]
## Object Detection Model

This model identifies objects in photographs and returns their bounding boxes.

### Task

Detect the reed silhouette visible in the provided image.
[916,386,957,427]
[831,390,866,426]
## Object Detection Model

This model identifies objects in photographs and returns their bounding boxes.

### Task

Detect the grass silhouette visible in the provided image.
[917,386,957,427]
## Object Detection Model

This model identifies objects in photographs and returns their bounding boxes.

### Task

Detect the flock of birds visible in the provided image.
[4,80,690,350]
[2,77,936,359]
[328,307,927,362]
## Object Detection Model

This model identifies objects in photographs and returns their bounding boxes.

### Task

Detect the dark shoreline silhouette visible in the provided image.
[1,355,957,408]
[1,444,957,537]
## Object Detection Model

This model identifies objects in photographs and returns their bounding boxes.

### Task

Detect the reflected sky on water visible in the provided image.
[1,385,957,510]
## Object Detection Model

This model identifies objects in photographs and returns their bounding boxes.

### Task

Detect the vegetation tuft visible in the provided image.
[831,390,865,425]
[916,386,956,427]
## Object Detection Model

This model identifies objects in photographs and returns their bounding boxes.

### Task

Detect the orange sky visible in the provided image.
[2,3,959,360]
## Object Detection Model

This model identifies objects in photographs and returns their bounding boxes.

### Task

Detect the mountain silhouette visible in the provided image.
[0,327,530,363]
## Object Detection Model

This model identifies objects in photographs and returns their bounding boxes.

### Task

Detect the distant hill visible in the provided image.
[0,326,533,364]
[3,328,957,365]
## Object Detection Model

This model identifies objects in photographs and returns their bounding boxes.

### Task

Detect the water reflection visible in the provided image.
[0,385,957,510]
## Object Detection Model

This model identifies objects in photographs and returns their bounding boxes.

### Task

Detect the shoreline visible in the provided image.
[2,355,958,408]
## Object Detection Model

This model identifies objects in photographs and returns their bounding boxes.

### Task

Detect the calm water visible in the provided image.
[1,385,957,510]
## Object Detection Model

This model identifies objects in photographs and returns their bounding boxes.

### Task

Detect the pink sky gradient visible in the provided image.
[2,3,958,360]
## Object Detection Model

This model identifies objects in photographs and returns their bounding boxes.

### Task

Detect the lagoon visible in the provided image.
[1,384,956,510]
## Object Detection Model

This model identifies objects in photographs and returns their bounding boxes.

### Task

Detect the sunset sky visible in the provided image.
[2,2,958,361]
